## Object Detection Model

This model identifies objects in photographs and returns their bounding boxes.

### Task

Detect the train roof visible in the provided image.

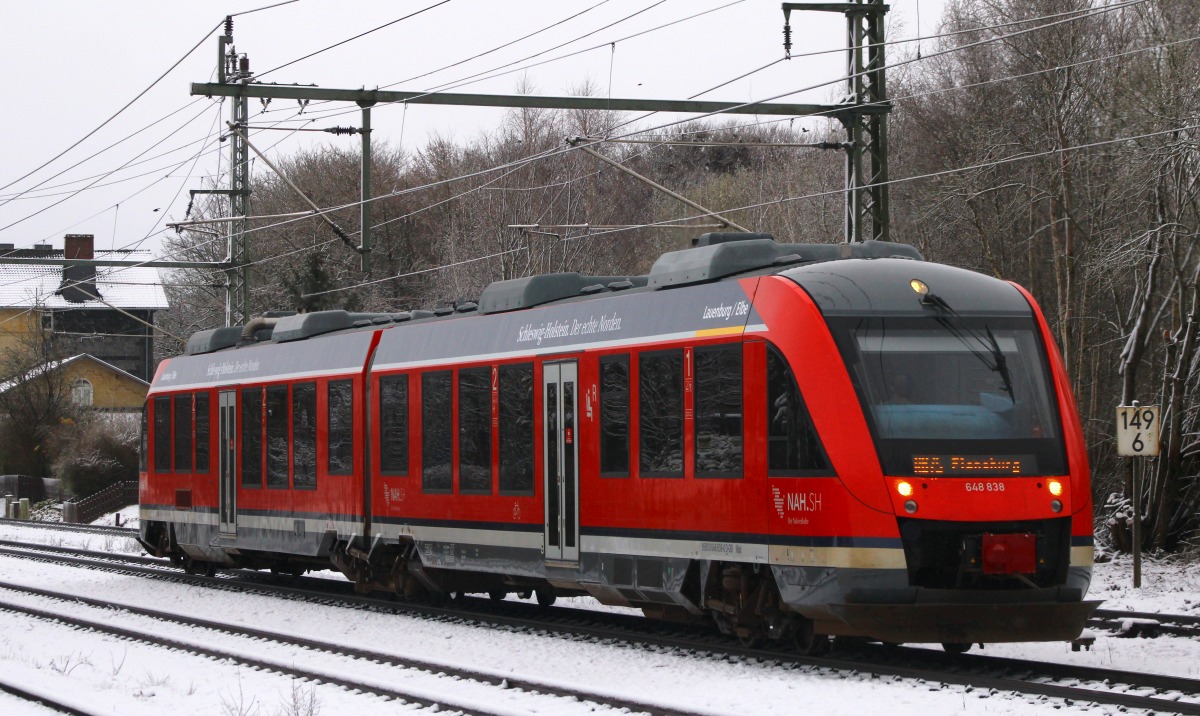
[182,233,924,357]
[151,233,1037,393]
[782,256,1033,317]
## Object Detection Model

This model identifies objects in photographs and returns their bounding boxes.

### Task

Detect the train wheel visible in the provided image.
[794,623,830,656]
[517,590,532,600]
[942,642,971,655]
[488,590,507,602]
[201,561,216,578]
[535,588,556,607]
[182,557,197,575]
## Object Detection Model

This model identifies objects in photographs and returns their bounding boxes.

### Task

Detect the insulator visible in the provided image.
[224,16,234,37]
[240,55,250,73]
[783,23,792,58]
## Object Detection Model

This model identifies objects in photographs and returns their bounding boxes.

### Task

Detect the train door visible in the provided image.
[543,361,579,563]
[218,390,237,536]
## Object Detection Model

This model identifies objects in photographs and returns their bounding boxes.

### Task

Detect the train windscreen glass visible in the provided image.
[833,316,1066,476]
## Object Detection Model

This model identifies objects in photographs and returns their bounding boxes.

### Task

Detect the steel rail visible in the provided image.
[0,579,707,716]
[4,539,1200,713]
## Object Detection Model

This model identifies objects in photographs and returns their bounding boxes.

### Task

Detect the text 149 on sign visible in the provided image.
[1116,405,1160,457]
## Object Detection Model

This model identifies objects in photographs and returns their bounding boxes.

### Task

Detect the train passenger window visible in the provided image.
[458,367,492,494]
[241,388,263,488]
[153,396,169,472]
[695,344,743,477]
[599,355,630,477]
[767,346,832,475]
[378,375,408,475]
[139,402,148,472]
[498,363,534,494]
[194,393,210,473]
[173,394,193,473]
[639,350,684,477]
[328,380,354,475]
[293,383,317,490]
[422,371,453,492]
[266,386,289,489]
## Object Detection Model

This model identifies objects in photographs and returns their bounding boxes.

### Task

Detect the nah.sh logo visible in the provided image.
[772,486,823,519]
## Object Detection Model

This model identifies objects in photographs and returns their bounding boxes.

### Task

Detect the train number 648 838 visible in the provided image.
[965,482,1005,493]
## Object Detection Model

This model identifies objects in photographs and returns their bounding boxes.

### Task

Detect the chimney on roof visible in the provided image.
[57,234,100,303]
[65,234,94,260]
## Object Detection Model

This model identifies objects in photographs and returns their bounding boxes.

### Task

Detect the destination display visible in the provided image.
[911,454,1037,476]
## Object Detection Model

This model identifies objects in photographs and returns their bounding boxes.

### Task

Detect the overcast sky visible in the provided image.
[0,0,944,258]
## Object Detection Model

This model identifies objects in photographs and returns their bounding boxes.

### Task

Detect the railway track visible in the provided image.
[0,579,709,716]
[0,517,135,537]
[0,677,92,716]
[1092,606,1200,638]
[2,540,1199,712]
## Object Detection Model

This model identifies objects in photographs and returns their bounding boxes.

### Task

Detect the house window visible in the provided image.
[71,379,93,407]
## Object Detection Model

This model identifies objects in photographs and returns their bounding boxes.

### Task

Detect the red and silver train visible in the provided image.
[139,233,1097,651]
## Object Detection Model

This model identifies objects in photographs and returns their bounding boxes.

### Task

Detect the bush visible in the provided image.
[53,413,139,499]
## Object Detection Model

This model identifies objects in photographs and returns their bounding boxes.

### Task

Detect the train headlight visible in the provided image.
[910,279,929,295]
[896,480,914,497]
[904,500,918,514]
[1048,480,1063,497]
[1050,499,1063,513]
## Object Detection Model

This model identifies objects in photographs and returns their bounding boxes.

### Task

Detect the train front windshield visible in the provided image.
[832,315,1067,476]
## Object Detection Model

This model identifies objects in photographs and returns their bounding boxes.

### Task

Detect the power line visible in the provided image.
[583,123,1200,243]
[0,21,222,196]
[297,119,1194,299]
[252,0,734,125]
[172,0,1160,300]
[0,102,221,236]
[231,0,1154,242]
[255,1,454,79]
[389,0,615,88]
[0,100,209,206]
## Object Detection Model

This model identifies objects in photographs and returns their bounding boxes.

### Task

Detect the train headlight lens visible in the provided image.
[910,279,929,295]
[896,480,914,497]
[1051,499,1063,513]
[1048,480,1063,497]
[904,500,918,514]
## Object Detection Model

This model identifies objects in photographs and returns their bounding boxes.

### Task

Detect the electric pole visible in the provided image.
[220,16,252,326]
[783,0,890,243]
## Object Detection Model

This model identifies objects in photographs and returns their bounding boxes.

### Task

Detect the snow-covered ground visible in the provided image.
[0,509,1196,715]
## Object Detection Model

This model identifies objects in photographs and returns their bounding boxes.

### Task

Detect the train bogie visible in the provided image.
[140,233,1097,645]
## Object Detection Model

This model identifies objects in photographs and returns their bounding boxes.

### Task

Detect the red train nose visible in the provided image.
[982,532,1037,575]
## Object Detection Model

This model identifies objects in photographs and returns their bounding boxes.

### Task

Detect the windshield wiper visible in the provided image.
[922,292,1016,403]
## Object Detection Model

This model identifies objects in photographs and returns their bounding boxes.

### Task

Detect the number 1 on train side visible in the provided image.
[1116,405,1160,457]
